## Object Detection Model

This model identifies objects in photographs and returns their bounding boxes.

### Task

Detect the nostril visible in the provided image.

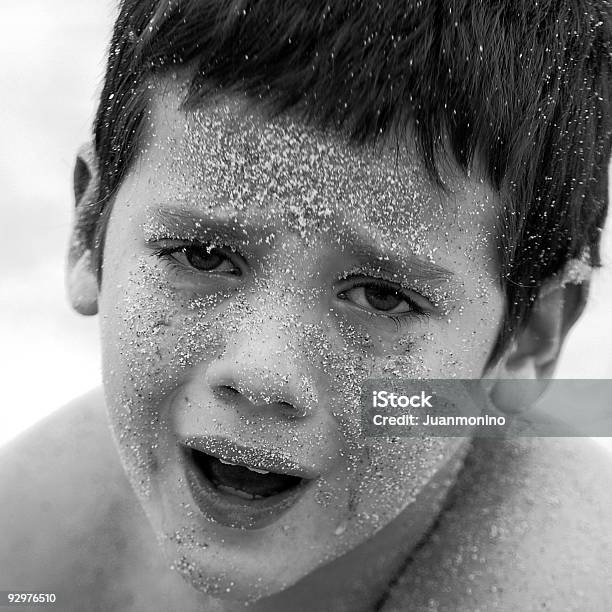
[277,401,308,419]
[210,379,309,417]
[215,384,241,399]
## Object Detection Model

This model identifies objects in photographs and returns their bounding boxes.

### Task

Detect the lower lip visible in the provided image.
[180,447,311,530]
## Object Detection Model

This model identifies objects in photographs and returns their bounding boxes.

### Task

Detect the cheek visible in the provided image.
[318,311,493,439]
[296,321,455,532]
[306,308,497,537]
[101,258,226,394]
[339,312,498,526]
[100,257,229,499]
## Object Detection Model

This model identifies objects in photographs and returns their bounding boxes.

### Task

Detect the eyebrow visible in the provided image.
[145,204,454,281]
[143,205,265,242]
[345,232,454,282]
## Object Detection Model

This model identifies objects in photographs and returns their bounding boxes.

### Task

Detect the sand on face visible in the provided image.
[0,0,610,456]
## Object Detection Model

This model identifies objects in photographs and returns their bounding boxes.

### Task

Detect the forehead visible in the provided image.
[132,78,499,273]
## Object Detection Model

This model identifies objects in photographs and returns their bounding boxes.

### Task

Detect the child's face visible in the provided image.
[98,79,503,600]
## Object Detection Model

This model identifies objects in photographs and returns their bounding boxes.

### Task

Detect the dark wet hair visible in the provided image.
[89,0,612,364]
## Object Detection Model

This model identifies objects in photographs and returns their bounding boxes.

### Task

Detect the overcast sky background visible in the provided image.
[0,1,610,450]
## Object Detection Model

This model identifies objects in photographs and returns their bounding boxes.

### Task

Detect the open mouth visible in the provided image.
[180,444,312,529]
[191,447,304,500]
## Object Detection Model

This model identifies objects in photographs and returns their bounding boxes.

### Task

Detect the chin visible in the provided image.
[161,536,312,603]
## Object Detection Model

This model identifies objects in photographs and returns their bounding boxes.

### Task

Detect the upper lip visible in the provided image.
[180,435,319,480]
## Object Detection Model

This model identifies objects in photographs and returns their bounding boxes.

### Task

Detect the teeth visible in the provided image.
[248,466,270,475]
[218,457,237,465]
[217,484,264,500]
[218,457,270,475]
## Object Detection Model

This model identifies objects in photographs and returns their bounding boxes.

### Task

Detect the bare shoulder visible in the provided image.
[0,392,128,588]
[384,437,612,611]
[0,388,123,493]
[0,390,188,610]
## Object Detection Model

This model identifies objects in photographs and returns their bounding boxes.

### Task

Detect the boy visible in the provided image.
[2,1,612,610]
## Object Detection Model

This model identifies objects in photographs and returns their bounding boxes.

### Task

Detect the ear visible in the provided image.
[487,279,589,414]
[66,142,102,316]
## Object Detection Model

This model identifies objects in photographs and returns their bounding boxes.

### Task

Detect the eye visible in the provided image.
[337,278,430,318]
[153,244,242,276]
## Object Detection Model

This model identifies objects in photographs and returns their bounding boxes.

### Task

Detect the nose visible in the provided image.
[204,318,318,420]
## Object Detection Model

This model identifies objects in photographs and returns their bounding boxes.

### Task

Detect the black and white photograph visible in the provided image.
[1,1,612,610]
